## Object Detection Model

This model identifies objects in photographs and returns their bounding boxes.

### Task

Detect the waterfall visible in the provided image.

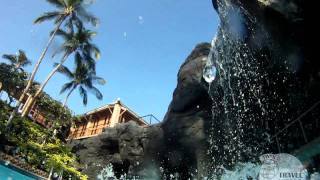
[202,0,279,176]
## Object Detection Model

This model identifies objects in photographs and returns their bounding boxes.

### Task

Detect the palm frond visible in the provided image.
[79,85,88,105]
[52,29,71,40]
[34,11,62,24]
[46,0,65,8]
[17,50,32,66]
[75,5,99,27]
[88,86,103,100]
[51,46,65,58]
[74,51,83,69]
[54,14,66,25]
[2,54,17,64]
[91,76,106,85]
[60,81,75,94]
[54,63,74,79]
[82,76,93,89]
[84,43,100,59]
[81,52,96,72]
[67,14,83,29]
[66,0,82,7]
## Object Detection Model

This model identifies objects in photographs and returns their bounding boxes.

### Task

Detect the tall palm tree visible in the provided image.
[57,61,105,107]
[2,50,32,70]
[21,26,100,117]
[7,0,99,127]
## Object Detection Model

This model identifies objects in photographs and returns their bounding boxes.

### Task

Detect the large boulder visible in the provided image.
[160,43,213,178]
[69,121,163,179]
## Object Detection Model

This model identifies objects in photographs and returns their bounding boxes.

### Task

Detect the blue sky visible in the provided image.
[0,0,219,121]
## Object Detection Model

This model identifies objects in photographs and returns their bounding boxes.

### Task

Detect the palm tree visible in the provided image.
[2,50,31,70]
[0,63,28,99]
[21,26,100,117]
[7,0,99,127]
[57,61,105,107]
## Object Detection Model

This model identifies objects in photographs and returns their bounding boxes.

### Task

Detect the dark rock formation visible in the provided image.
[69,121,163,178]
[159,43,213,179]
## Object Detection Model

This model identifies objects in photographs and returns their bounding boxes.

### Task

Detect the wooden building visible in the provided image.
[68,99,149,140]
[20,94,49,127]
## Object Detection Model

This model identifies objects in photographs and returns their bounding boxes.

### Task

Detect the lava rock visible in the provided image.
[69,121,163,179]
[160,43,213,178]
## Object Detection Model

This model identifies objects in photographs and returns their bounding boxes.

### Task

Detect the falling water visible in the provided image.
[201,0,287,177]
[97,164,117,180]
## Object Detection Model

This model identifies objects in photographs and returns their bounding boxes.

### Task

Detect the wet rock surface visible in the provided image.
[208,0,318,174]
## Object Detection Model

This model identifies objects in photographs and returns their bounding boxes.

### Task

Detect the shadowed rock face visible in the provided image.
[69,121,163,178]
[159,43,213,178]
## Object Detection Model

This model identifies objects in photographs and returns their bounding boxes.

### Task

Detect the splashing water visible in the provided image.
[220,163,260,180]
[97,164,117,180]
[204,0,279,175]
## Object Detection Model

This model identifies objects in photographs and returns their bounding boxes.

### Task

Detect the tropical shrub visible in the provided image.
[0,102,87,179]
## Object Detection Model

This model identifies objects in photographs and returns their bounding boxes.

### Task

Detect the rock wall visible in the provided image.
[69,121,163,178]
[160,43,212,178]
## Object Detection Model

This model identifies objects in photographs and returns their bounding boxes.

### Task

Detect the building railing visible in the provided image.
[138,114,161,125]
[260,100,320,153]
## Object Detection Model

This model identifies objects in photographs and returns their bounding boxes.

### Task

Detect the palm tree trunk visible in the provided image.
[6,17,66,127]
[0,82,3,99]
[21,51,70,117]
[63,87,76,107]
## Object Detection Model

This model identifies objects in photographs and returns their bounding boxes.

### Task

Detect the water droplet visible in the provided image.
[203,65,217,83]
[138,16,144,24]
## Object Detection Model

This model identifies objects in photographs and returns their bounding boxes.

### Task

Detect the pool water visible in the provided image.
[0,164,35,180]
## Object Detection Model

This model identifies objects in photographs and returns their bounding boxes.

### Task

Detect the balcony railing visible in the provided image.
[138,114,161,125]
[260,100,320,153]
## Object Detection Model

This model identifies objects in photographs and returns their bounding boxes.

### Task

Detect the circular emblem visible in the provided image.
[259,153,308,180]
[260,158,278,179]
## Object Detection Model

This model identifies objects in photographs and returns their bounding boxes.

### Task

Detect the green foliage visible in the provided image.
[0,63,28,96]
[34,0,99,27]
[37,92,74,128]
[0,62,75,133]
[0,63,40,97]
[0,103,87,179]
[2,49,32,69]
